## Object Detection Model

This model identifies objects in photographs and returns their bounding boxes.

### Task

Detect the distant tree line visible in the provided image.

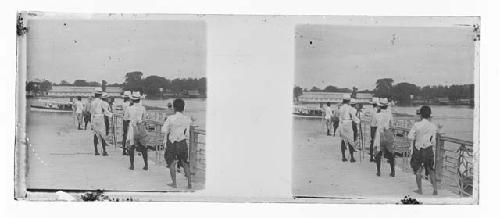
[122,71,206,98]
[294,77,474,105]
[373,78,474,105]
[26,71,207,98]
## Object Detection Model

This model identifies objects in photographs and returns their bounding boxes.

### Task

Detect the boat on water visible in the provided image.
[30,100,73,112]
[293,105,323,118]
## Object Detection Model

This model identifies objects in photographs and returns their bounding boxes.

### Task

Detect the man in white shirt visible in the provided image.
[338,95,360,163]
[101,92,112,136]
[83,96,92,130]
[374,99,395,177]
[74,96,84,130]
[127,91,148,170]
[162,98,193,189]
[408,105,438,195]
[369,98,379,162]
[332,104,340,136]
[90,89,113,156]
[324,102,334,136]
[121,91,131,155]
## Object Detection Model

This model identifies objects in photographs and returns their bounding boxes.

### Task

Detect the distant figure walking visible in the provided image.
[90,88,112,156]
[324,102,334,136]
[409,105,439,195]
[83,96,92,130]
[127,91,148,170]
[162,98,192,189]
[374,98,395,177]
[332,104,340,136]
[121,91,132,155]
[74,96,84,130]
[338,94,359,162]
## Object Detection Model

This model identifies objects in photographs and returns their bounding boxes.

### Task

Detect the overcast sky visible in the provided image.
[295,25,476,90]
[27,19,206,84]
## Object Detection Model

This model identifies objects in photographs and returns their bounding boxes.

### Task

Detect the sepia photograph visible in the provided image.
[292,19,479,203]
[16,13,207,198]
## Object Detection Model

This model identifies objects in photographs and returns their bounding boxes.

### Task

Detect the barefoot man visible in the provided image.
[409,105,439,195]
[162,98,192,189]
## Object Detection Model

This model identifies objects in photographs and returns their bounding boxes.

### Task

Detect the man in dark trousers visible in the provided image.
[162,98,193,189]
[121,91,131,155]
[374,98,395,177]
[369,98,379,162]
[338,95,359,163]
[409,105,439,195]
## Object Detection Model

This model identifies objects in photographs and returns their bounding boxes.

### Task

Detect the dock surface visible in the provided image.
[26,112,203,192]
[292,119,458,199]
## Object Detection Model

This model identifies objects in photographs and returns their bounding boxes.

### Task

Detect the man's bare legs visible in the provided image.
[429,169,438,195]
[179,161,192,189]
[168,161,177,188]
[415,167,423,195]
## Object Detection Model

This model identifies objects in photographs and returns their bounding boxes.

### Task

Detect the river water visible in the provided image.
[28,97,207,130]
[294,105,474,142]
[392,105,474,142]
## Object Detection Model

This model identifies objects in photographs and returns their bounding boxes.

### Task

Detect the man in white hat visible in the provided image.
[338,94,359,162]
[350,98,360,143]
[101,92,112,136]
[127,91,148,170]
[121,91,132,155]
[374,98,395,177]
[90,87,112,156]
[369,98,380,162]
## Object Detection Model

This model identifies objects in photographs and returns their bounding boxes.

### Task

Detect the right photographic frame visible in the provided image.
[292,17,479,204]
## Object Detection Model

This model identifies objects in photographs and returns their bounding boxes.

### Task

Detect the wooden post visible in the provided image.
[189,126,198,175]
[435,133,445,189]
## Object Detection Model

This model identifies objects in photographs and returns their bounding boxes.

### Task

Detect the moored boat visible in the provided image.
[30,100,73,112]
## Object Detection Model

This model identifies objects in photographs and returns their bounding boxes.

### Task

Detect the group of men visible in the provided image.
[72,93,113,133]
[72,88,194,189]
[322,96,362,163]
[323,94,439,195]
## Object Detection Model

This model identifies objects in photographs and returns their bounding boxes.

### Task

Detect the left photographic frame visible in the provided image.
[15,12,207,201]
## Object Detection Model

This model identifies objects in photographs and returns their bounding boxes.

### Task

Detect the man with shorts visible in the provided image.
[162,98,192,189]
[409,105,438,195]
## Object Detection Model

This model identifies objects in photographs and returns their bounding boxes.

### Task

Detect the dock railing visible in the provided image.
[111,109,206,178]
[359,115,474,197]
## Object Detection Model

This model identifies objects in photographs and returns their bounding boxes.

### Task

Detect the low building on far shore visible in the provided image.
[353,93,374,104]
[48,86,123,98]
[187,90,201,97]
[435,97,451,105]
[298,91,347,104]
[297,91,374,105]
